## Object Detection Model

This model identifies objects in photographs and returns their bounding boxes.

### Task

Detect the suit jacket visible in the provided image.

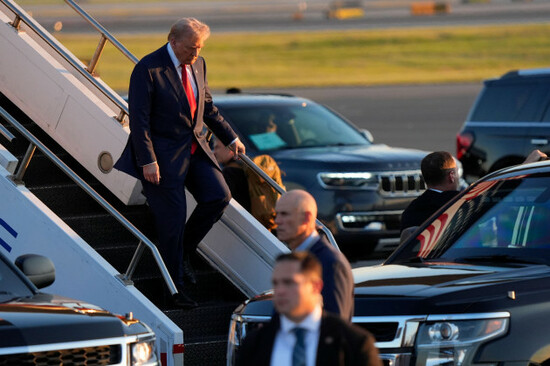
[309,236,354,320]
[236,312,382,366]
[400,189,459,231]
[114,44,237,187]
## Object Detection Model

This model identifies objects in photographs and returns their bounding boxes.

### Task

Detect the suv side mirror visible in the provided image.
[361,129,374,143]
[15,254,55,289]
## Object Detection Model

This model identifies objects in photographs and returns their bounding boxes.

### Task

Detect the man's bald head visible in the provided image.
[275,190,318,250]
[280,190,317,218]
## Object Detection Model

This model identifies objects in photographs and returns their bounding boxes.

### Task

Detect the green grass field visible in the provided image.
[54,23,550,93]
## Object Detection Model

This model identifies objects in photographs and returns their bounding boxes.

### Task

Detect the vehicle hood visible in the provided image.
[0,293,141,347]
[352,263,550,315]
[271,144,426,170]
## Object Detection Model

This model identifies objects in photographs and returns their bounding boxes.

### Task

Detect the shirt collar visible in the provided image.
[428,188,443,193]
[166,43,181,72]
[295,231,320,252]
[280,304,322,334]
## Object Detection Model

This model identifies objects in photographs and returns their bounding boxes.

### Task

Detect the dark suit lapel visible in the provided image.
[246,315,279,365]
[316,313,340,366]
[191,63,203,98]
[159,45,194,119]
[190,63,204,124]
[164,59,189,104]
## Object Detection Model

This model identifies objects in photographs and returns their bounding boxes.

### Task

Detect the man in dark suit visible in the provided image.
[400,151,460,233]
[114,18,245,308]
[236,252,381,366]
[274,190,354,320]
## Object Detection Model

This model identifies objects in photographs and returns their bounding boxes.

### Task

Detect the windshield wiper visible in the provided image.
[454,255,549,266]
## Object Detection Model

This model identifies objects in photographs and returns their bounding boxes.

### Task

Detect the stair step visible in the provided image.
[165,302,240,339]
[184,338,227,366]
[132,272,245,305]
[61,212,156,248]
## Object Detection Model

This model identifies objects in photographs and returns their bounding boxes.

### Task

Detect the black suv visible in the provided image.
[228,160,550,365]
[457,68,550,182]
[215,93,428,258]
[0,251,158,365]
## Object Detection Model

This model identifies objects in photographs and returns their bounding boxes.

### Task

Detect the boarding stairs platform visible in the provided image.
[0,0,296,364]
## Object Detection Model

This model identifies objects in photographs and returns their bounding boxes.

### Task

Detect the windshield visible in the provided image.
[219,101,369,151]
[391,173,550,266]
[0,255,34,302]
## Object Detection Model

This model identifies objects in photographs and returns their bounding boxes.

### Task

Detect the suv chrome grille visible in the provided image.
[337,211,402,231]
[0,345,121,366]
[379,171,425,197]
[355,322,399,342]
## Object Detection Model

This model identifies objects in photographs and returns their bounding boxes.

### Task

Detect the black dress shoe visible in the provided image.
[172,292,198,309]
[182,256,197,285]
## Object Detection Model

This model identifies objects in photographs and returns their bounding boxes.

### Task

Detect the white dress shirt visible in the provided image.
[270,305,322,366]
[167,43,198,100]
[295,230,320,253]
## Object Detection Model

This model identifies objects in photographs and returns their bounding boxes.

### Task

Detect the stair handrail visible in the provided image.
[62,0,139,70]
[1,0,130,123]
[238,154,340,250]
[0,105,178,296]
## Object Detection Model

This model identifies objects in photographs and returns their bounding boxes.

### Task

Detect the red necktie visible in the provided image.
[181,64,198,154]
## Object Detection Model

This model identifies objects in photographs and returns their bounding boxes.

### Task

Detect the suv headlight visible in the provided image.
[318,172,377,188]
[415,316,509,366]
[130,336,158,366]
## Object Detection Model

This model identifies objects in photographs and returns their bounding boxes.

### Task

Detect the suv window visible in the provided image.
[220,102,369,151]
[470,81,550,122]
[392,173,550,265]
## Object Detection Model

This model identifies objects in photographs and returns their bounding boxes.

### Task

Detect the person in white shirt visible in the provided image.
[236,252,381,366]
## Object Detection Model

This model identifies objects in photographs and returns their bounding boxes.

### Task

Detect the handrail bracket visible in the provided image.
[9,14,21,31]
[9,142,36,185]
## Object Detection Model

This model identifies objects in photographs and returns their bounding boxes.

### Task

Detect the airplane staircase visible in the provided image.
[0,94,248,364]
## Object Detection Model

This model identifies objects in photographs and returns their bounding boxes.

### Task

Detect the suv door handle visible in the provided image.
[531,139,548,146]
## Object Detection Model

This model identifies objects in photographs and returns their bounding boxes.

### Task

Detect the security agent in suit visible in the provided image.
[236,252,382,366]
[400,151,460,233]
[275,190,354,320]
[114,18,245,308]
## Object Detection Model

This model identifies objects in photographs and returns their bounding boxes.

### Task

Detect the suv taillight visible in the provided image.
[456,132,474,160]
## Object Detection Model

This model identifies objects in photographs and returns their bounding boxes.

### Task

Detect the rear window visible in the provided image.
[391,172,550,265]
[470,81,550,122]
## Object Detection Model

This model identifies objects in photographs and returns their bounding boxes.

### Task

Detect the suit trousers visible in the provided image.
[142,148,231,288]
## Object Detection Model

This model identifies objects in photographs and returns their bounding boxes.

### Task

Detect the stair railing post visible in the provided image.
[87,34,107,75]
[9,14,21,31]
[10,142,36,185]
[115,109,127,124]
[119,241,146,285]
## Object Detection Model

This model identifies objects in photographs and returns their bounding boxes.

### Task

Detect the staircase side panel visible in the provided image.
[0,8,143,205]
[0,163,182,366]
